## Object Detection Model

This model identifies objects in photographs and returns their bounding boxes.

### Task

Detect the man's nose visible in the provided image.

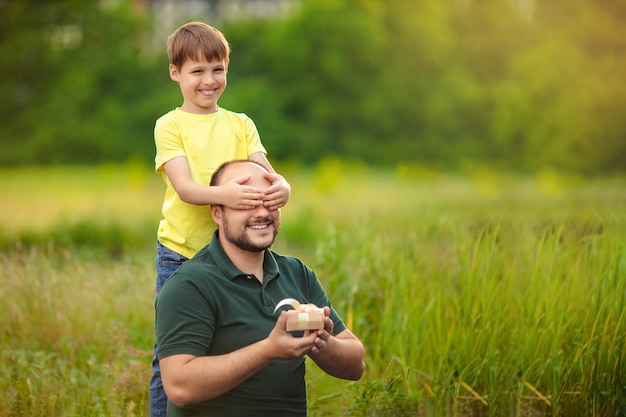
[252,202,271,216]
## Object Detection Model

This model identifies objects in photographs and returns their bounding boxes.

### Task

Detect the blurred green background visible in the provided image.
[1,0,625,173]
[2,3,626,415]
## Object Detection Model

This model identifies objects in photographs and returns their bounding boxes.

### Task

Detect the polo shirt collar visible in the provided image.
[207,231,280,282]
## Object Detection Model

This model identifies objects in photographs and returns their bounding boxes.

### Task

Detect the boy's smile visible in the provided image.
[170,57,227,114]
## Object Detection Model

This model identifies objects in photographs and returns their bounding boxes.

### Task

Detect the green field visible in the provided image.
[1,163,625,416]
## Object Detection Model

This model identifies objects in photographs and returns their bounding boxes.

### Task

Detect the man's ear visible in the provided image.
[169,64,180,82]
[211,205,223,225]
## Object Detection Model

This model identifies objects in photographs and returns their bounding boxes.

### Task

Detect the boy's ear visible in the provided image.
[169,64,180,82]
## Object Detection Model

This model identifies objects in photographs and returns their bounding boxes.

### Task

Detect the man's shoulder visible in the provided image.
[176,238,226,274]
[161,253,220,294]
[271,251,309,271]
[180,246,217,270]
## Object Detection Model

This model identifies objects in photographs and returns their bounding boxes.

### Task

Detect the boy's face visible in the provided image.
[169,57,227,114]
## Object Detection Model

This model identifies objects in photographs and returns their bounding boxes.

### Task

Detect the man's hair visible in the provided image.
[167,21,231,68]
[210,160,267,187]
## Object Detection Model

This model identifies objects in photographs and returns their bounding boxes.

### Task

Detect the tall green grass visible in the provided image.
[0,247,154,416]
[1,163,625,416]
[313,214,625,416]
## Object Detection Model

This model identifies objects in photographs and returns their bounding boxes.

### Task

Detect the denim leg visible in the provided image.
[150,242,188,417]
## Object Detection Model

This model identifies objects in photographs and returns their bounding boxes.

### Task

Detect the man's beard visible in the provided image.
[222,216,279,252]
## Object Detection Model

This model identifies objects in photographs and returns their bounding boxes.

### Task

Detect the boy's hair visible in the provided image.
[167,22,231,68]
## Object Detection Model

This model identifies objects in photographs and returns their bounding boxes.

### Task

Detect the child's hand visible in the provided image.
[262,173,291,211]
[220,175,264,209]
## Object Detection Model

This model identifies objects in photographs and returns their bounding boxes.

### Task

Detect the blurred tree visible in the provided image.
[0,0,171,165]
[376,0,469,166]
[1,0,625,173]
[490,0,626,172]
[224,0,389,163]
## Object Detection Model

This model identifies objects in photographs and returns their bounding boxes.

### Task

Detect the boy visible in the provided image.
[150,21,291,417]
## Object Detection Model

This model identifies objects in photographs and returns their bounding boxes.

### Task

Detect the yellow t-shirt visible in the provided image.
[154,107,266,258]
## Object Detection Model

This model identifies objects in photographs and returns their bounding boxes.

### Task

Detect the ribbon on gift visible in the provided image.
[273,298,321,313]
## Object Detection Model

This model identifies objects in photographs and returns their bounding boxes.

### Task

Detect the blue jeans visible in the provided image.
[150,242,188,417]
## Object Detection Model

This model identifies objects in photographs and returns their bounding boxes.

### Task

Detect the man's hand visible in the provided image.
[310,306,333,355]
[306,306,366,381]
[265,311,317,359]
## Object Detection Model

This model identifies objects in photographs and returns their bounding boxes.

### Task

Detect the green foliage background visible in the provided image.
[1,0,625,173]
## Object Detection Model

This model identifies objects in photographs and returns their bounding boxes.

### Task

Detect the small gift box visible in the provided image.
[274,298,324,331]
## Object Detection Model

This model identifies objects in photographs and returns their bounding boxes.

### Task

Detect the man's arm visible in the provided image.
[307,308,366,381]
[160,312,317,407]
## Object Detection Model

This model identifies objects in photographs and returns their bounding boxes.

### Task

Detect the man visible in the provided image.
[155,160,366,416]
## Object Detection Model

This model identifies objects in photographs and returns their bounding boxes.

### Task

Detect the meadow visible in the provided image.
[1,162,625,416]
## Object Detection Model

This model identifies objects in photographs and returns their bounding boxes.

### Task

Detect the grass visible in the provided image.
[1,161,625,416]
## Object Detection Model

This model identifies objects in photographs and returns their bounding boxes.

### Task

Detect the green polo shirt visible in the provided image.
[156,231,347,417]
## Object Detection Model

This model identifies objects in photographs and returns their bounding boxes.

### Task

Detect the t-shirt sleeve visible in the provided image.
[156,273,216,359]
[154,115,185,174]
[242,115,267,157]
[302,263,348,336]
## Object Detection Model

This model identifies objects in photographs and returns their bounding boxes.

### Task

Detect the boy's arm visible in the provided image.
[248,151,276,173]
[248,152,291,210]
[164,156,264,208]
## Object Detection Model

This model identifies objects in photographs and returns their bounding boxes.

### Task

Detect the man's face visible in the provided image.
[212,163,280,252]
[219,204,279,252]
